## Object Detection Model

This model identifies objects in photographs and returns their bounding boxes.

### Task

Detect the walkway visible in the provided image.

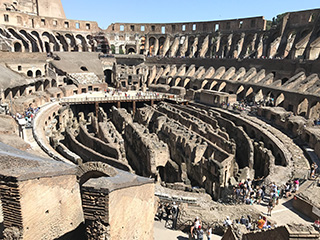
[154,221,222,240]
[251,182,314,226]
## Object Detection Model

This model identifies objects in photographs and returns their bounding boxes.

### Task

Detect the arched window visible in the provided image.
[36,70,42,77]
[27,70,33,77]
[14,42,22,52]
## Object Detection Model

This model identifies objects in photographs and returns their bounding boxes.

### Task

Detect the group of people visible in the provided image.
[14,104,40,126]
[190,217,212,240]
[156,201,179,229]
[233,178,300,216]
[223,215,272,231]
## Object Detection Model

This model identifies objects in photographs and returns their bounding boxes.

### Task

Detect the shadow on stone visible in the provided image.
[0,222,4,239]
[54,223,85,240]
[177,236,188,240]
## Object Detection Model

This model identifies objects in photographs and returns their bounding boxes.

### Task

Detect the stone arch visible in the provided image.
[55,33,68,51]
[255,89,264,103]
[65,33,78,51]
[297,98,309,117]
[42,32,60,52]
[52,79,57,87]
[13,41,22,52]
[308,101,320,119]
[19,29,39,52]
[77,162,118,185]
[245,87,254,100]
[205,80,218,90]
[127,47,136,54]
[31,31,44,52]
[86,35,95,51]
[35,70,42,77]
[275,93,285,107]
[217,82,226,92]
[76,34,88,52]
[8,28,30,52]
[44,79,50,90]
[27,70,33,77]
[236,85,245,100]
[158,36,166,55]
[149,37,156,55]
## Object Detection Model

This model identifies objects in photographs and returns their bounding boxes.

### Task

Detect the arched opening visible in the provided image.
[297,98,309,117]
[104,69,113,85]
[255,89,264,103]
[275,93,285,107]
[52,79,57,87]
[44,42,50,53]
[79,171,109,186]
[148,37,156,56]
[20,29,39,52]
[158,37,166,55]
[44,79,50,90]
[27,70,33,77]
[236,85,245,100]
[245,87,254,102]
[111,44,115,54]
[127,48,135,54]
[14,42,22,52]
[35,70,42,77]
[309,101,320,119]
[80,66,88,71]
[281,78,289,85]
[218,82,226,92]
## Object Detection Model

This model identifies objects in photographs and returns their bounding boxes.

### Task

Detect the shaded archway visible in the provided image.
[275,93,285,107]
[297,98,309,117]
[14,42,22,52]
[35,70,42,77]
[77,162,118,186]
[104,69,113,85]
[27,70,33,77]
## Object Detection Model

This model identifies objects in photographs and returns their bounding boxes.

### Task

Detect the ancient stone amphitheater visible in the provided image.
[0,1,320,239]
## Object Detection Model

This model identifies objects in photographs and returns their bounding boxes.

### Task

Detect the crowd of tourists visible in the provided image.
[13,104,40,127]
[232,178,300,216]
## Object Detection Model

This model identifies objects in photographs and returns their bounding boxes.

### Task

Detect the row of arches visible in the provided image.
[0,27,99,53]
[3,79,56,100]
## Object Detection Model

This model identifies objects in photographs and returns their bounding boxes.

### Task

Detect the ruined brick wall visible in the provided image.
[106,17,266,34]
[18,175,84,240]
[108,183,154,240]
[77,124,121,160]
[81,188,110,240]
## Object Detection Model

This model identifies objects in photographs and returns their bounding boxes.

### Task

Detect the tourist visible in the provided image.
[223,216,232,227]
[293,179,299,193]
[267,198,274,216]
[310,162,318,179]
[256,186,263,204]
[197,226,204,240]
[190,217,201,239]
[313,219,320,230]
[171,202,179,229]
[206,226,212,240]
[285,181,292,198]
[257,216,266,230]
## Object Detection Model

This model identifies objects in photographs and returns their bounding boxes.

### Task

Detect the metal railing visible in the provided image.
[60,94,184,103]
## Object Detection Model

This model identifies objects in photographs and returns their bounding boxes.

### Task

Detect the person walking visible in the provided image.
[267,198,274,216]
[206,227,212,240]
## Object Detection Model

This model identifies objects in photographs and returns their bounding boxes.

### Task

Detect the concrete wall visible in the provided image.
[106,17,266,34]
[109,183,154,240]
[0,10,98,31]
[38,0,65,19]
[19,175,84,240]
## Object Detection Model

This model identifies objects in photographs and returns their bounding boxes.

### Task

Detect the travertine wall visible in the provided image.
[19,175,84,240]
[108,183,154,240]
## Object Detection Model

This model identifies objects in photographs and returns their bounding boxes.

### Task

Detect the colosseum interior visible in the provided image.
[0,1,320,240]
